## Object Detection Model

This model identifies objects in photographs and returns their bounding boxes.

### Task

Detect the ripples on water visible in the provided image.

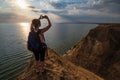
[0,52,31,80]
[0,23,32,80]
[0,23,97,80]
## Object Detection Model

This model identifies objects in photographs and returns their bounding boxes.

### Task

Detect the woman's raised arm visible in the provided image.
[41,16,52,33]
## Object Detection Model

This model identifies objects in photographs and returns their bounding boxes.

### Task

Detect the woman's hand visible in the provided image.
[39,15,48,19]
[44,15,49,19]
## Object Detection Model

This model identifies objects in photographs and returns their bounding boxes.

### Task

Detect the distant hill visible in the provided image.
[64,24,120,80]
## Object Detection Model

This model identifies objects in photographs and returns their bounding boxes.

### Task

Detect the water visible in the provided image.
[0,23,97,80]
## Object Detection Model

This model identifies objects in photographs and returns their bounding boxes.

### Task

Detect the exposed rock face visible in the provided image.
[64,24,120,80]
[17,48,103,80]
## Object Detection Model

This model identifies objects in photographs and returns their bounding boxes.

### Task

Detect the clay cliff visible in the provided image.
[16,48,103,80]
[64,24,120,80]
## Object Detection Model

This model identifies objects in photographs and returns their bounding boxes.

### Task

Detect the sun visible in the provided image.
[16,0,28,9]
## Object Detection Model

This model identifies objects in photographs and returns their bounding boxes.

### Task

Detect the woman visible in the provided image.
[30,15,51,72]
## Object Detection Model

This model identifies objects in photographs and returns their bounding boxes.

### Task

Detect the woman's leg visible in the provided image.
[40,47,46,71]
[33,51,40,71]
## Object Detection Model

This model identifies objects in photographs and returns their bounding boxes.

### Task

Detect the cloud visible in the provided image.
[85,0,120,14]
[50,2,67,9]
[1,0,120,23]
[0,12,31,23]
[39,1,55,10]
[50,0,59,2]
[3,0,30,13]
[34,0,120,23]
[46,13,69,23]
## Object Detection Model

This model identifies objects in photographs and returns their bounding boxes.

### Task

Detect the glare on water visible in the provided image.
[19,22,30,40]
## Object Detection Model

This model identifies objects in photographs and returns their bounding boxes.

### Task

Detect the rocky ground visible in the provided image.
[16,48,103,80]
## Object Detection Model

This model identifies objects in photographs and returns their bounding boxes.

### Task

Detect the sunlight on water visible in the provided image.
[20,22,29,27]
[19,22,30,40]
[20,23,30,33]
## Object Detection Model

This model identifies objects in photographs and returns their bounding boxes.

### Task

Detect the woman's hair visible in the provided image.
[30,19,41,32]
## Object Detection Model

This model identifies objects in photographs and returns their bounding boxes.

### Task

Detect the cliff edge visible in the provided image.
[64,24,120,80]
[16,48,103,80]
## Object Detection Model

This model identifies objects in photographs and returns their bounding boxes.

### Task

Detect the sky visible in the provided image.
[0,0,120,23]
